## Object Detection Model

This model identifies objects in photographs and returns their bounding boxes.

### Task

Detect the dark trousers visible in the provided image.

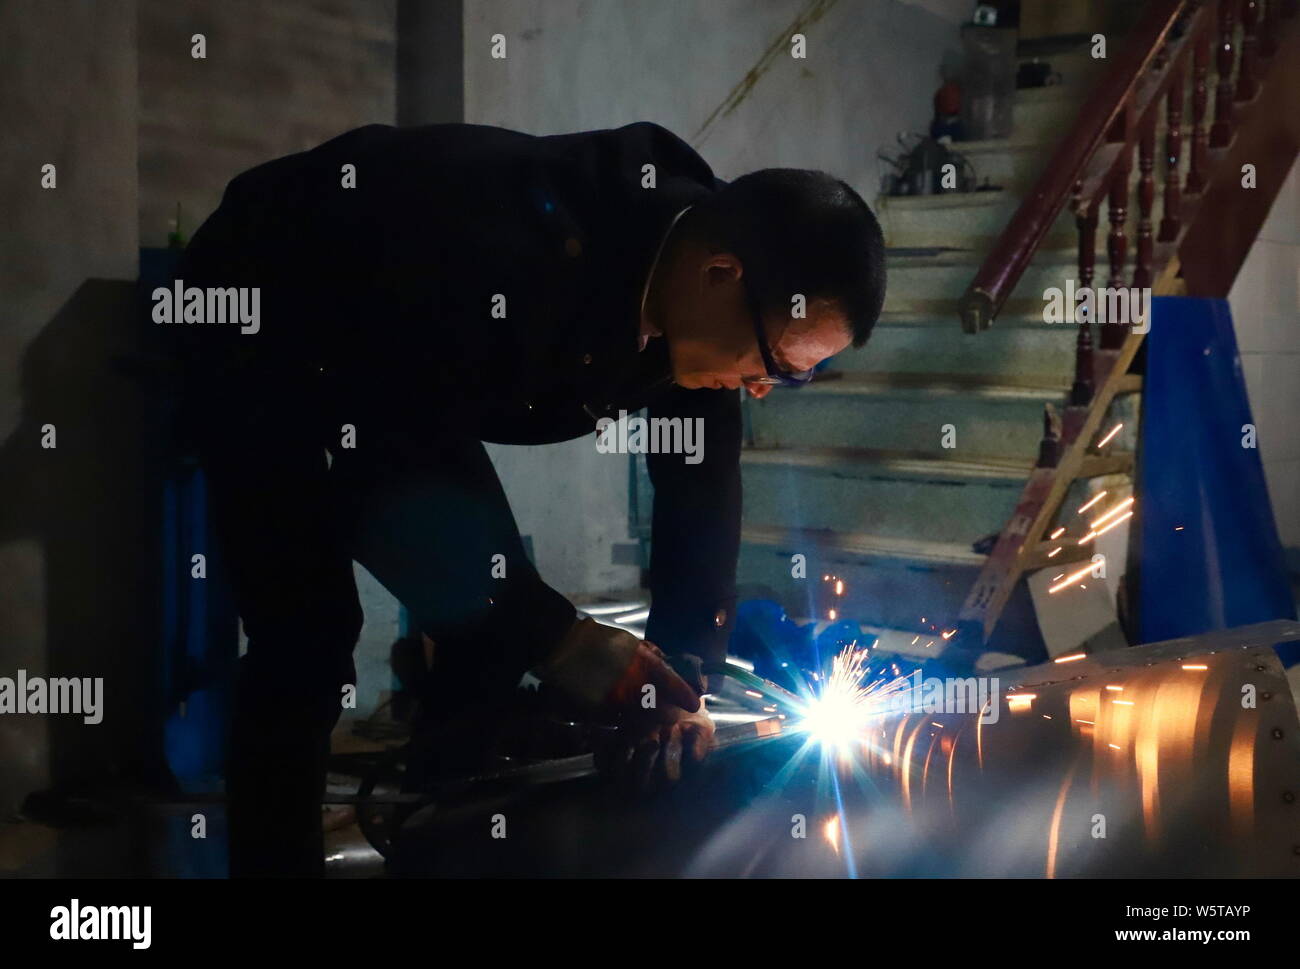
[192,368,575,876]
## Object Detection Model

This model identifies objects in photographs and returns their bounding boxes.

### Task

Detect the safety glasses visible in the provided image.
[741,275,814,388]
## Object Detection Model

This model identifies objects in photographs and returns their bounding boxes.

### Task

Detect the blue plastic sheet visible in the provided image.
[1138,296,1295,641]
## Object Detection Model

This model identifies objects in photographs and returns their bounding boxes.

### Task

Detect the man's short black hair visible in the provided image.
[679,168,886,349]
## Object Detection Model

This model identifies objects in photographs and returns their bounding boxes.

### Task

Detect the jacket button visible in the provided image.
[564,237,582,258]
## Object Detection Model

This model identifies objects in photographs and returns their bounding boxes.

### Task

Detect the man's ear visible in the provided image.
[702,250,742,282]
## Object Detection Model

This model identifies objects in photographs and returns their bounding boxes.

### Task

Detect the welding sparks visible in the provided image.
[1049,526,1066,540]
[822,815,841,852]
[1095,422,1123,449]
[1091,496,1134,530]
[802,646,874,753]
[1006,693,1036,712]
[1093,509,1133,537]
[1077,491,1107,514]
[1048,562,1094,594]
[797,645,915,761]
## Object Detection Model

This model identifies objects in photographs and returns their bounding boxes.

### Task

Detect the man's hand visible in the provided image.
[540,618,714,787]
[600,697,715,790]
[540,617,700,716]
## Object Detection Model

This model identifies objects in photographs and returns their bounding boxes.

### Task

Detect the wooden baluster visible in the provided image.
[1135,119,1156,288]
[1106,155,1130,289]
[1037,404,1061,468]
[1101,152,1130,349]
[1210,0,1237,146]
[1076,187,1098,291]
[1071,317,1095,407]
[1072,189,1097,407]
[1159,59,1185,241]
[1237,0,1261,99]
[1260,0,1279,57]
[1154,40,1170,71]
[1187,20,1211,193]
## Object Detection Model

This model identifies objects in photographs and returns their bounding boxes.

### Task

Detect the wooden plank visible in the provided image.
[1079,450,1136,477]
[1024,540,1093,571]
[1114,373,1143,395]
[957,331,1145,641]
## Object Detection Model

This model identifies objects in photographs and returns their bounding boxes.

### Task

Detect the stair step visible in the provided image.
[796,371,1068,397]
[741,446,1029,542]
[885,247,1080,307]
[950,137,1053,189]
[1011,89,1086,141]
[743,523,984,567]
[737,526,1045,657]
[876,176,1172,252]
[877,189,1079,250]
[748,372,1065,457]
[1017,48,1110,86]
[876,298,1075,329]
[836,319,1076,380]
[738,525,981,632]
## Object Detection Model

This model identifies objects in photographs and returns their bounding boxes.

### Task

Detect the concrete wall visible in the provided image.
[1,2,404,832]
[138,1,401,721]
[464,0,969,600]
[398,0,464,125]
[138,0,398,246]
[0,0,139,819]
[1229,157,1300,573]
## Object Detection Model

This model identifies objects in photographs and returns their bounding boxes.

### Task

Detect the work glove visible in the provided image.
[540,617,714,788]
[595,696,715,792]
[540,617,700,715]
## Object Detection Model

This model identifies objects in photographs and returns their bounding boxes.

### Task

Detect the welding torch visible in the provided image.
[702,661,803,708]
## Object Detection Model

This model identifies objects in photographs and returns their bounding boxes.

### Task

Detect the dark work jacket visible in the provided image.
[177,122,741,667]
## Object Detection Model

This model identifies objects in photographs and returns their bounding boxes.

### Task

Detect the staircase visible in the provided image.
[736,0,1299,664]
[736,46,1137,663]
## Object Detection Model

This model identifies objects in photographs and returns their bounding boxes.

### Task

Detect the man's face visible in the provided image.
[656,244,853,399]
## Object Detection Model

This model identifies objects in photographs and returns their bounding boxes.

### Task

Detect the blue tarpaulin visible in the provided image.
[1138,296,1295,642]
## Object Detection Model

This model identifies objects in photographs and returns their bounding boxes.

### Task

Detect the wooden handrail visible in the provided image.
[949,0,1299,648]
[958,0,1191,334]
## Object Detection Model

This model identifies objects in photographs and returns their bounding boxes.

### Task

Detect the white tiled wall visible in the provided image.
[1228,158,1300,558]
